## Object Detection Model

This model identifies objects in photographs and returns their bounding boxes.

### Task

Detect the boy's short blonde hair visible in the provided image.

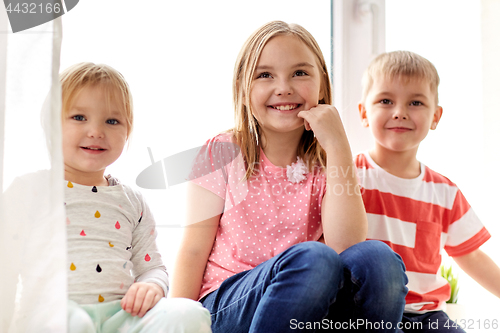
[362,51,440,104]
[59,62,133,137]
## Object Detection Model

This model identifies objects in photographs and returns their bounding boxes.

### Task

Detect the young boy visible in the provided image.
[356,51,500,332]
[61,62,211,332]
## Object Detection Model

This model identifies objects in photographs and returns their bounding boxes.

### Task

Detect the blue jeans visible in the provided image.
[397,311,467,333]
[201,240,408,332]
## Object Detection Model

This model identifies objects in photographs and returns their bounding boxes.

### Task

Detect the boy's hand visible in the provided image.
[121,282,164,318]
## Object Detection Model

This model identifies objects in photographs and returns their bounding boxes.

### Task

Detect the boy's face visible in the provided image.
[62,84,128,183]
[359,75,442,155]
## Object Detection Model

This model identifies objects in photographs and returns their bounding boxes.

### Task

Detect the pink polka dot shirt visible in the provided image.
[191,134,326,300]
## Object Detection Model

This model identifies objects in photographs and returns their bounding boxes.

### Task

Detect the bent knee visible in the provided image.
[67,301,94,333]
[343,241,407,285]
[347,240,404,267]
[154,298,211,332]
[282,242,343,288]
[364,240,406,273]
[290,241,341,269]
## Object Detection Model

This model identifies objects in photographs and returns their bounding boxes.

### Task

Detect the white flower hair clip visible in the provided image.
[286,157,308,184]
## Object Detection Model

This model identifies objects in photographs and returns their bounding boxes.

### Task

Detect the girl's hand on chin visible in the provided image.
[297,104,350,153]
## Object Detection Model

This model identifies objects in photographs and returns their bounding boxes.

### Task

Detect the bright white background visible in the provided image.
[60,0,331,274]
[57,0,499,315]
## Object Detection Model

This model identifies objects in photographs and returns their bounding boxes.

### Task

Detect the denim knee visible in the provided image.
[282,241,342,273]
[341,240,408,297]
[275,242,343,298]
[363,240,407,285]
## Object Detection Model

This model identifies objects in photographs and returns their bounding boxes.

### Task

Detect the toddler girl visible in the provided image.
[61,62,211,333]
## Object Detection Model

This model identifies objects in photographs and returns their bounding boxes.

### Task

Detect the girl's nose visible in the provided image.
[87,123,105,138]
[274,78,293,96]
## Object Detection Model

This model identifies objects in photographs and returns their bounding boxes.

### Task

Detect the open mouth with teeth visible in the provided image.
[269,104,300,111]
[81,147,105,151]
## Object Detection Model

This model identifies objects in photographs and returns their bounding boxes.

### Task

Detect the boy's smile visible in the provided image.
[359,76,442,156]
[62,84,128,185]
[250,34,324,135]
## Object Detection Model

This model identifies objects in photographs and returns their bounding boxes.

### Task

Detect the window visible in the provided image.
[4,0,499,315]
[334,0,500,310]
[61,0,332,270]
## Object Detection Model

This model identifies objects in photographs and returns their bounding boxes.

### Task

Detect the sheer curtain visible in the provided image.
[0,8,66,333]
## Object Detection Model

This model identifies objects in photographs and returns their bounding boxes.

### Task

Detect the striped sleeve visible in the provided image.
[444,189,490,256]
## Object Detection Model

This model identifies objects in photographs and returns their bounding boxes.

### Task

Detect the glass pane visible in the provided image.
[61,0,332,270]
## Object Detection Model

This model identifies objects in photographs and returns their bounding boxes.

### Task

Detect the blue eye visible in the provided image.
[294,70,308,76]
[106,119,119,125]
[73,115,86,121]
[256,72,272,79]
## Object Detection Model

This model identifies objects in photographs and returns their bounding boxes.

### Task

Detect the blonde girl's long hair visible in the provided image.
[232,21,332,180]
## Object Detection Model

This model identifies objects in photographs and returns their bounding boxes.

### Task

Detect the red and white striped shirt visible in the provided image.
[355,152,490,313]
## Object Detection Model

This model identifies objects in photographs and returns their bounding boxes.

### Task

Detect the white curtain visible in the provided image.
[0,7,66,333]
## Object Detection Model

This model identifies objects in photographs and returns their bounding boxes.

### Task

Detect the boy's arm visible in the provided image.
[453,249,500,298]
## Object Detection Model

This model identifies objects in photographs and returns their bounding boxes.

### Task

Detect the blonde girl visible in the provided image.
[171,21,408,333]
[60,63,211,333]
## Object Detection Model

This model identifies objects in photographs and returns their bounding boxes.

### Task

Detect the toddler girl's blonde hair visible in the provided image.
[59,62,133,138]
[232,20,332,179]
[361,50,440,104]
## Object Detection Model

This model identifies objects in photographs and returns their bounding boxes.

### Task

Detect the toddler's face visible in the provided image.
[62,84,128,182]
[250,35,324,135]
[359,75,442,155]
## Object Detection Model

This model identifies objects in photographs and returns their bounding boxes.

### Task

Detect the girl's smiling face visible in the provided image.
[62,84,128,185]
[250,35,324,136]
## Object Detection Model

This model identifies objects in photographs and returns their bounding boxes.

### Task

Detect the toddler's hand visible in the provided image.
[297,105,349,153]
[121,282,164,318]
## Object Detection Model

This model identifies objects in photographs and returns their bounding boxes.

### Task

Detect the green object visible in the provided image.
[441,264,460,303]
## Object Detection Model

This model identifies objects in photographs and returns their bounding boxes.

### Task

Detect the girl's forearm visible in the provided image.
[321,150,367,253]
[169,251,208,300]
[170,184,222,300]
